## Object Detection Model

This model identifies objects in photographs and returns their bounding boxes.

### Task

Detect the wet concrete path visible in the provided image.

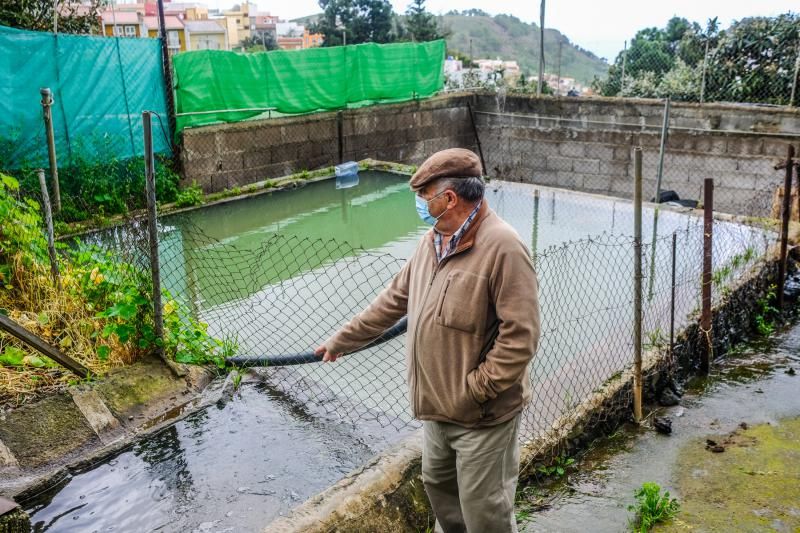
[517,322,800,532]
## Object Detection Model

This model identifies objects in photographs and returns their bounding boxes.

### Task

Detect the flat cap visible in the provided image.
[409,148,482,192]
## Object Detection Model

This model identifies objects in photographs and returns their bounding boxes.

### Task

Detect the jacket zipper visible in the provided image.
[411,238,474,417]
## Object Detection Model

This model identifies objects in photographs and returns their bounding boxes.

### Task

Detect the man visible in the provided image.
[315,148,540,532]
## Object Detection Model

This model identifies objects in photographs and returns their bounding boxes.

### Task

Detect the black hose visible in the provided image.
[225,316,408,368]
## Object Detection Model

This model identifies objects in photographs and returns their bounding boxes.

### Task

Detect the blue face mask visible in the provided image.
[415,190,447,226]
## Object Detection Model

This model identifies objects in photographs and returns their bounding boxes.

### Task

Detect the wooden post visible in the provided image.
[40,88,61,214]
[700,178,714,373]
[633,147,643,423]
[0,315,89,378]
[37,169,61,290]
[777,145,795,309]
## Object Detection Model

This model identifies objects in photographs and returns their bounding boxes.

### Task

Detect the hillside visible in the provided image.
[442,12,608,85]
[291,11,609,86]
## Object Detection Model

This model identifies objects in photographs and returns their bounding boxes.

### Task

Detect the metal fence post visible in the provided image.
[39,88,61,214]
[790,43,800,107]
[669,231,677,361]
[620,40,627,97]
[654,97,671,203]
[37,168,60,290]
[701,178,714,373]
[156,0,177,149]
[336,111,344,164]
[143,111,165,357]
[537,0,545,96]
[700,39,710,103]
[467,101,486,175]
[777,144,795,309]
[633,147,643,423]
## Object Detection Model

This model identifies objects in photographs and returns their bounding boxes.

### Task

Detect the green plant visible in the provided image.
[537,454,575,478]
[174,181,204,208]
[628,482,680,532]
[296,169,310,180]
[645,327,666,349]
[754,285,778,336]
[231,370,243,391]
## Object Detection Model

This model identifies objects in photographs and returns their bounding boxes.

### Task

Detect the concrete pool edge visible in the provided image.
[0,357,217,501]
[264,249,789,532]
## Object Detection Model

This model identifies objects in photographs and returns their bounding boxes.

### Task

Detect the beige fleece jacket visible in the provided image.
[324,202,540,428]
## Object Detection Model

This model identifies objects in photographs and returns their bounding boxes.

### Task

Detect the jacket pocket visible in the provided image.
[435,270,488,334]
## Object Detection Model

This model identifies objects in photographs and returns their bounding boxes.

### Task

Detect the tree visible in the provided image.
[705,14,800,105]
[0,0,104,34]
[405,0,444,42]
[240,33,278,52]
[594,13,800,104]
[312,0,395,46]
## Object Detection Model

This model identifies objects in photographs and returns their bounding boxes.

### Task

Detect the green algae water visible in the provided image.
[28,171,771,532]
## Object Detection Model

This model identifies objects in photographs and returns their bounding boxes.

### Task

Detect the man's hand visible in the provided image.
[314,345,342,362]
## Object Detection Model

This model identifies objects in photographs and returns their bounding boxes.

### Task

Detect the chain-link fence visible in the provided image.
[71,166,775,473]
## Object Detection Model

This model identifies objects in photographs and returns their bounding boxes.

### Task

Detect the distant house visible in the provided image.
[101,11,143,38]
[303,29,323,49]
[185,20,227,51]
[143,15,186,55]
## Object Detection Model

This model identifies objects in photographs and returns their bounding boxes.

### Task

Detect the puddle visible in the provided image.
[22,384,410,532]
[517,322,800,533]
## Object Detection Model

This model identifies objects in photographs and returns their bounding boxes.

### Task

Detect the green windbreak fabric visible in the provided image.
[173,40,445,133]
[0,25,170,170]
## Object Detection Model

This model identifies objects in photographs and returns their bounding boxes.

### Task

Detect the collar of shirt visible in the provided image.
[434,200,483,262]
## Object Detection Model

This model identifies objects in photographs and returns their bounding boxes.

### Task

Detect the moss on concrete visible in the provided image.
[92,356,180,420]
[666,417,800,531]
[0,393,98,469]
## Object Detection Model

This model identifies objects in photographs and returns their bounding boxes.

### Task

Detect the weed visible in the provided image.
[754,284,778,336]
[644,327,666,349]
[231,370,243,391]
[174,181,204,208]
[537,454,575,478]
[627,482,680,532]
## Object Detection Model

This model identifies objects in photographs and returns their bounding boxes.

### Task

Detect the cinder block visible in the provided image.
[559,142,586,157]
[242,150,271,170]
[584,143,615,160]
[546,156,573,172]
[270,143,298,164]
[599,160,629,177]
[573,159,600,174]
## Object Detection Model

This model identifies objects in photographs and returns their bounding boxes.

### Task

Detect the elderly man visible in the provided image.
[315,148,540,532]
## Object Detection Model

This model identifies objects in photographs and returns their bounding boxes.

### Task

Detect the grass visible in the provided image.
[628,482,680,532]
[0,173,231,408]
[755,284,778,336]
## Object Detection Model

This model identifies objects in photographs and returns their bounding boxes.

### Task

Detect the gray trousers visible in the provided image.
[422,414,521,533]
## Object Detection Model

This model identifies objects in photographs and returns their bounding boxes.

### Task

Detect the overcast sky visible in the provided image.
[209,0,797,60]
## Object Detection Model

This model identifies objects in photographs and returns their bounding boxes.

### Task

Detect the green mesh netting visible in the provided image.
[173,40,446,133]
[0,25,171,170]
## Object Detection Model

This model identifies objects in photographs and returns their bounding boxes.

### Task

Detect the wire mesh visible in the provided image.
[75,176,773,465]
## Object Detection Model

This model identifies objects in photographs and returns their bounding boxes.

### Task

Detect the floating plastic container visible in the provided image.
[335,161,359,189]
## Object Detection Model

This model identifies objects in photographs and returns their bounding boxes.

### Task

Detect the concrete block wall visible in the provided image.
[472,94,800,215]
[180,95,477,193]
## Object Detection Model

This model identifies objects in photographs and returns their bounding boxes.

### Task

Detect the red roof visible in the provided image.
[143,15,184,30]
[101,11,140,25]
